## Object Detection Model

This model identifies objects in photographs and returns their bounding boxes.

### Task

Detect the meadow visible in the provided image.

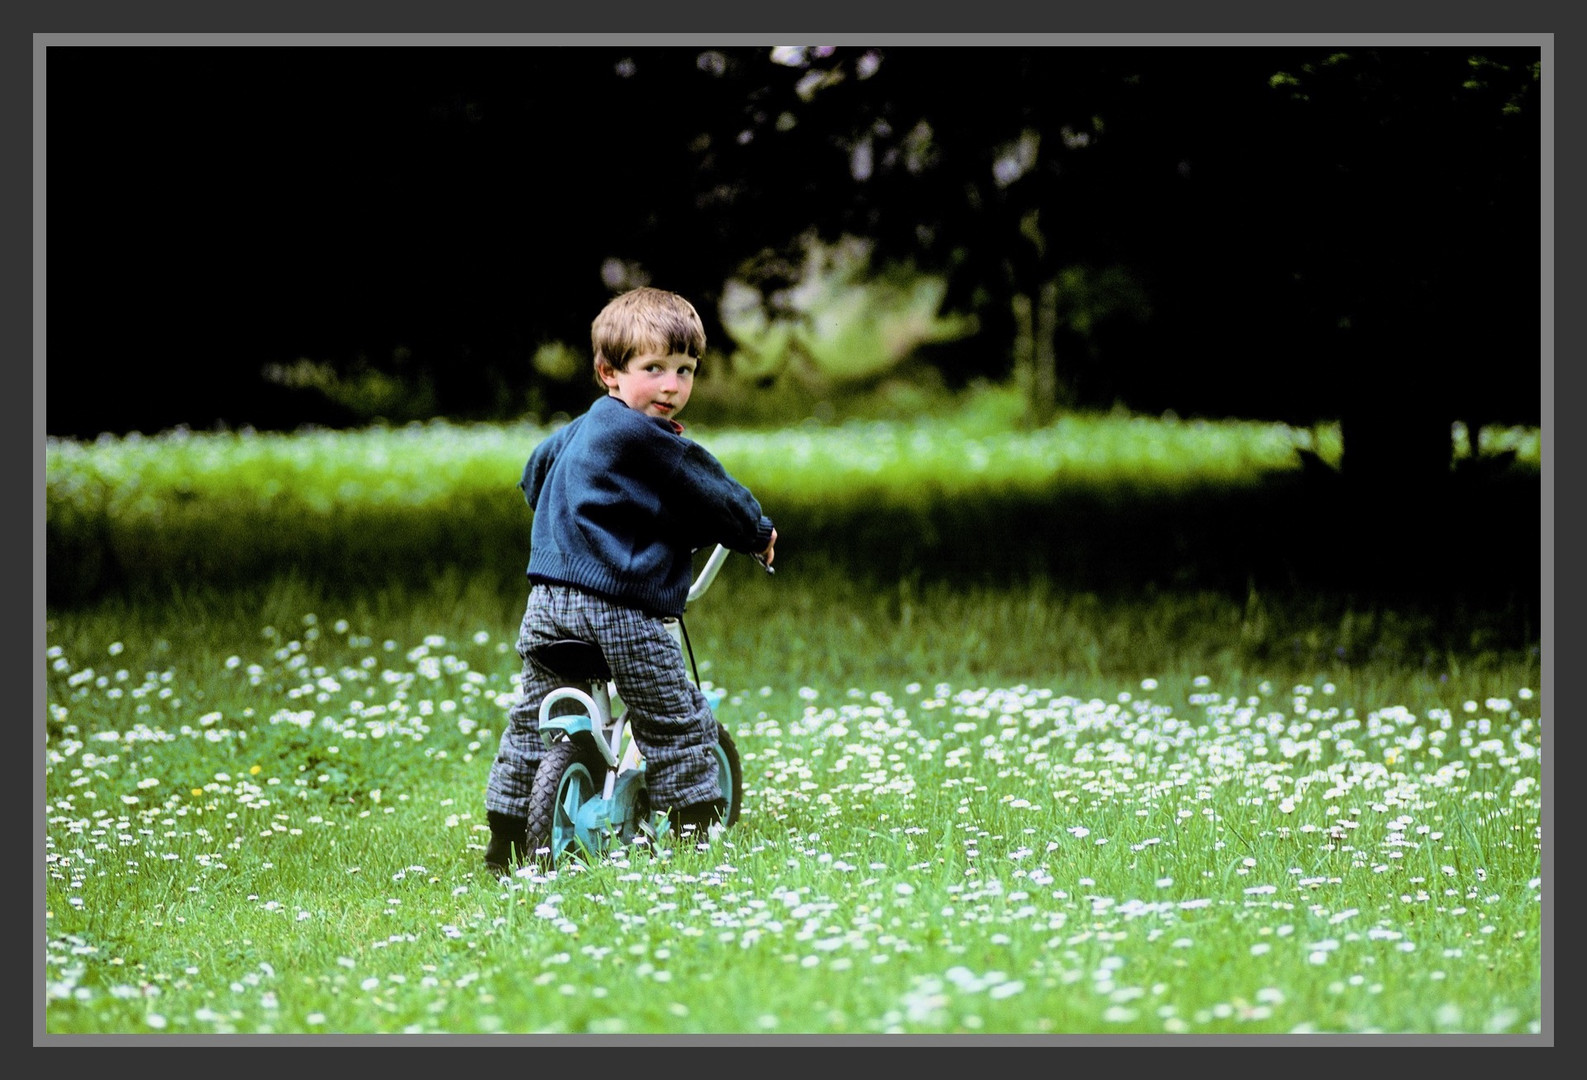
[41,410,1545,1040]
[48,392,1352,601]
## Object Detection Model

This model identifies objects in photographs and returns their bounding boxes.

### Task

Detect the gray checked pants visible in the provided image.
[484,583,722,819]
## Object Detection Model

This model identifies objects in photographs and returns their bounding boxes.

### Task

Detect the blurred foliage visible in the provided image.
[719,234,979,385]
[261,356,440,426]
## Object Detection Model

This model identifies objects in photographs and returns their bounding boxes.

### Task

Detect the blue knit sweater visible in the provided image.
[520,395,776,616]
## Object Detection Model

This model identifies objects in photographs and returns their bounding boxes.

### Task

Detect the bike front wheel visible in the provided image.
[715,722,744,827]
[645,723,744,839]
[525,739,607,866]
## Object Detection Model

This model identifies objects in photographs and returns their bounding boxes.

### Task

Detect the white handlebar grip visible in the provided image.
[686,544,732,604]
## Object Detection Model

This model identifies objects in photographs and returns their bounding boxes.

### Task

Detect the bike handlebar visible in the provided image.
[686,543,773,606]
[686,544,733,604]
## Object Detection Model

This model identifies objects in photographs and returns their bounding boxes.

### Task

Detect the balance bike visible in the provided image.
[521,544,752,865]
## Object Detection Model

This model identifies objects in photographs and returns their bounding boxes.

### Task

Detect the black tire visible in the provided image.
[715,722,744,828]
[524,739,607,866]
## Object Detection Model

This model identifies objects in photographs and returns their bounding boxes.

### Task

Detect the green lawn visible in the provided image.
[42,411,1545,1039]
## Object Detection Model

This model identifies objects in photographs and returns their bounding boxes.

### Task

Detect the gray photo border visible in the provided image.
[32,21,1560,1053]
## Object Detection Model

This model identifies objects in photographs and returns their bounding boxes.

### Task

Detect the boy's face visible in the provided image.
[601,351,697,421]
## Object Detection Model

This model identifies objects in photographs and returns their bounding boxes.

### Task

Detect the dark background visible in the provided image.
[45,45,1542,456]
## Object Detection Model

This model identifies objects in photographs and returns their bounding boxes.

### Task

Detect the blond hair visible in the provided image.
[591,287,706,386]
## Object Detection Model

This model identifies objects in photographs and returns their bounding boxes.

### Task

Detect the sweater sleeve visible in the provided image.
[667,441,775,555]
[519,420,572,508]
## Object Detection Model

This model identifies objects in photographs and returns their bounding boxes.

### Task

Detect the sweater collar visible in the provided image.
[599,393,684,435]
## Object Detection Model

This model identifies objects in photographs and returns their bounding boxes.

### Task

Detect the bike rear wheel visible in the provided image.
[525,740,607,866]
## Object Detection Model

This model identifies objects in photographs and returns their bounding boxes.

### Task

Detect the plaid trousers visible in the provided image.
[484,583,722,819]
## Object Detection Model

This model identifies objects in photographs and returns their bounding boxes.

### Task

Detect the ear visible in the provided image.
[596,359,621,389]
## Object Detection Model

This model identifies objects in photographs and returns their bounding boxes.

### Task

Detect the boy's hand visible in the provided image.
[757,529,777,572]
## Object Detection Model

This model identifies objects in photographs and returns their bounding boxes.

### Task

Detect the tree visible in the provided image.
[46,42,1541,464]
[687,44,1542,473]
[1265,48,1542,483]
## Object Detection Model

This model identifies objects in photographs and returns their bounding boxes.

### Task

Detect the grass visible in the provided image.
[42,562,1543,1039]
[43,403,1541,609]
[41,406,1545,1039]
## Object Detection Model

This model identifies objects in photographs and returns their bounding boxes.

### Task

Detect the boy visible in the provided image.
[484,287,777,874]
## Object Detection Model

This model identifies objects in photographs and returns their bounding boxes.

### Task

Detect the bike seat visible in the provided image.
[529,639,612,682]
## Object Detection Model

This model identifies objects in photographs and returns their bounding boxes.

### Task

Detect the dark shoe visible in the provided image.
[485,811,528,875]
[666,800,725,847]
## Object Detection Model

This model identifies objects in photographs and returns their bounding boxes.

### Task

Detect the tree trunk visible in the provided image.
[1340,408,1453,488]
[1338,319,1453,490]
[1012,279,1062,427]
[1011,291,1034,424]
[1032,277,1061,427]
